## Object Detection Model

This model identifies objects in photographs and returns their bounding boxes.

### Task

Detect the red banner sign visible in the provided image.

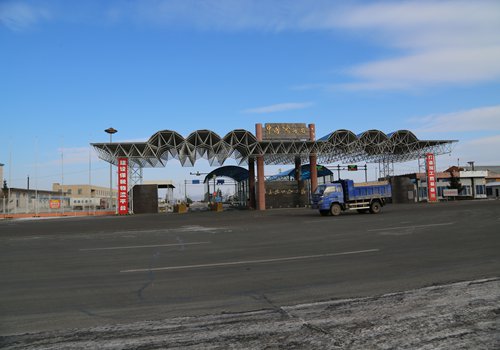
[49,199,61,209]
[426,153,438,202]
[117,157,129,214]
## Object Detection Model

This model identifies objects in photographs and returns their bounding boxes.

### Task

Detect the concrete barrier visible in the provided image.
[1,211,116,220]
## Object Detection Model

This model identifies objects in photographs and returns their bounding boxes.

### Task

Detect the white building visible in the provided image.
[0,188,68,214]
[458,170,488,199]
[486,182,500,198]
[396,166,492,202]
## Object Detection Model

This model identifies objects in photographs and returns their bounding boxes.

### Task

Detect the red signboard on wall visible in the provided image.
[117,157,129,214]
[426,153,438,202]
[49,199,61,209]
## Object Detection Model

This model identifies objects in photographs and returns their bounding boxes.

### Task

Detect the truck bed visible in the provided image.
[347,181,391,200]
[353,181,390,187]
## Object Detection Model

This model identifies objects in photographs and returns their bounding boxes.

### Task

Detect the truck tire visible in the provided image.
[330,203,342,216]
[369,201,381,214]
[319,210,329,216]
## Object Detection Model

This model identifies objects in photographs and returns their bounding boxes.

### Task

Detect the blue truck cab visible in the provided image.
[312,179,391,216]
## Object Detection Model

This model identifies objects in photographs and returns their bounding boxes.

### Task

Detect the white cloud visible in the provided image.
[413,105,500,133]
[347,47,500,88]
[466,134,500,146]
[3,1,500,89]
[0,1,50,31]
[328,1,500,48]
[451,134,500,165]
[242,102,313,114]
[338,1,500,89]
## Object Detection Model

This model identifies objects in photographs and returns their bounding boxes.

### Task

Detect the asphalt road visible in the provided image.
[1,200,499,336]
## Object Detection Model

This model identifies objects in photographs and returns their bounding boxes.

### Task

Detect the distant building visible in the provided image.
[486,182,500,198]
[0,187,67,214]
[52,183,117,198]
[462,166,500,198]
[391,165,500,202]
[52,183,118,209]
[1,183,120,214]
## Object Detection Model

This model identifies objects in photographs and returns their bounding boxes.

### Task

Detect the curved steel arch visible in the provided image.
[203,165,249,183]
[92,128,456,167]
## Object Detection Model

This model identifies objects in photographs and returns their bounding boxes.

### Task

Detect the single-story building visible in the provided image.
[486,182,500,198]
[392,166,492,202]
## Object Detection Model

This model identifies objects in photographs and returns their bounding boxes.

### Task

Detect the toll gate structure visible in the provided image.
[92,123,456,211]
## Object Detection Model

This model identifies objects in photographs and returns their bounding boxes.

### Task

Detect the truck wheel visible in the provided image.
[330,203,342,216]
[319,210,329,216]
[369,201,381,214]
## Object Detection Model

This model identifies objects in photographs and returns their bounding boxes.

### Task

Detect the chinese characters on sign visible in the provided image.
[263,123,310,140]
[426,153,438,202]
[49,199,61,209]
[117,157,129,214]
[265,188,307,195]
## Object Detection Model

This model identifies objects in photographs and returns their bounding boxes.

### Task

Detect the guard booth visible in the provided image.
[132,180,175,214]
[203,166,250,207]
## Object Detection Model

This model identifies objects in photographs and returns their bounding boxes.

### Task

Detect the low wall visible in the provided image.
[263,181,309,209]
[0,211,116,220]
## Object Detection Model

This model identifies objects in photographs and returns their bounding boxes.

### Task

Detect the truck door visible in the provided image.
[335,184,344,203]
[324,184,344,203]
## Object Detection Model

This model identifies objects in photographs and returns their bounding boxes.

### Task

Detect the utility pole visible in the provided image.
[468,161,475,198]
[26,175,29,213]
[105,127,118,210]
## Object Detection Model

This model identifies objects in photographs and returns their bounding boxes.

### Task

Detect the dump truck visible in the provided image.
[312,179,391,216]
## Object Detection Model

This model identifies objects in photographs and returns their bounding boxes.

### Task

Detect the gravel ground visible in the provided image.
[2,278,499,350]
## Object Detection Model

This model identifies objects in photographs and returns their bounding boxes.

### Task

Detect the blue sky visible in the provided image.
[1,0,500,197]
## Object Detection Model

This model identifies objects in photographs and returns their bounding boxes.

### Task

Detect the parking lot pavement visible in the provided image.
[0,200,499,340]
[2,278,499,349]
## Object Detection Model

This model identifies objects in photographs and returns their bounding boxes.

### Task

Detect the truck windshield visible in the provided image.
[323,186,339,194]
[315,185,339,195]
[314,185,327,195]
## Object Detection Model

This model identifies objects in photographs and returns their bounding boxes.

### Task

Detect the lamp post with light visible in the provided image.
[104,127,117,210]
[468,161,475,198]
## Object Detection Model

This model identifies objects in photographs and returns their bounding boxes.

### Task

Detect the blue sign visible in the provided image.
[192,180,200,184]
[217,179,225,185]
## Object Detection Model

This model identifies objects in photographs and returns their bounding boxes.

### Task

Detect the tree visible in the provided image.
[447,170,463,193]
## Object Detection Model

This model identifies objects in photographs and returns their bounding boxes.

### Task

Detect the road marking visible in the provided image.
[120,249,380,273]
[80,241,210,251]
[367,222,454,232]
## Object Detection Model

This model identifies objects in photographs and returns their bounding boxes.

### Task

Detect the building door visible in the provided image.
[496,189,499,197]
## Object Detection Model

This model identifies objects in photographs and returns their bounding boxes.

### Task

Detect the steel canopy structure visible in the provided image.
[91,128,456,168]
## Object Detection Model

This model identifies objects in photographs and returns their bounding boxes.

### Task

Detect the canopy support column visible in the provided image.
[308,124,318,192]
[255,123,266,210]
[248,158,256,209]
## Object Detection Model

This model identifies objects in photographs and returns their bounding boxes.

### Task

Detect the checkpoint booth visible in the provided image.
[132,180,175,214]
[92,124,456,214]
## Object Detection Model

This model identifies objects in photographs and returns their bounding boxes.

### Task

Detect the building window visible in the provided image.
[476,185,485,195]
[461,186,471,196]
[67,189,72,195]
[78,188,83,195]
[419,187,427,199]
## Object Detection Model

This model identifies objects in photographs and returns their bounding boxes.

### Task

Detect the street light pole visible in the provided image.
[468,161,475,198]
[105,127,118,210]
